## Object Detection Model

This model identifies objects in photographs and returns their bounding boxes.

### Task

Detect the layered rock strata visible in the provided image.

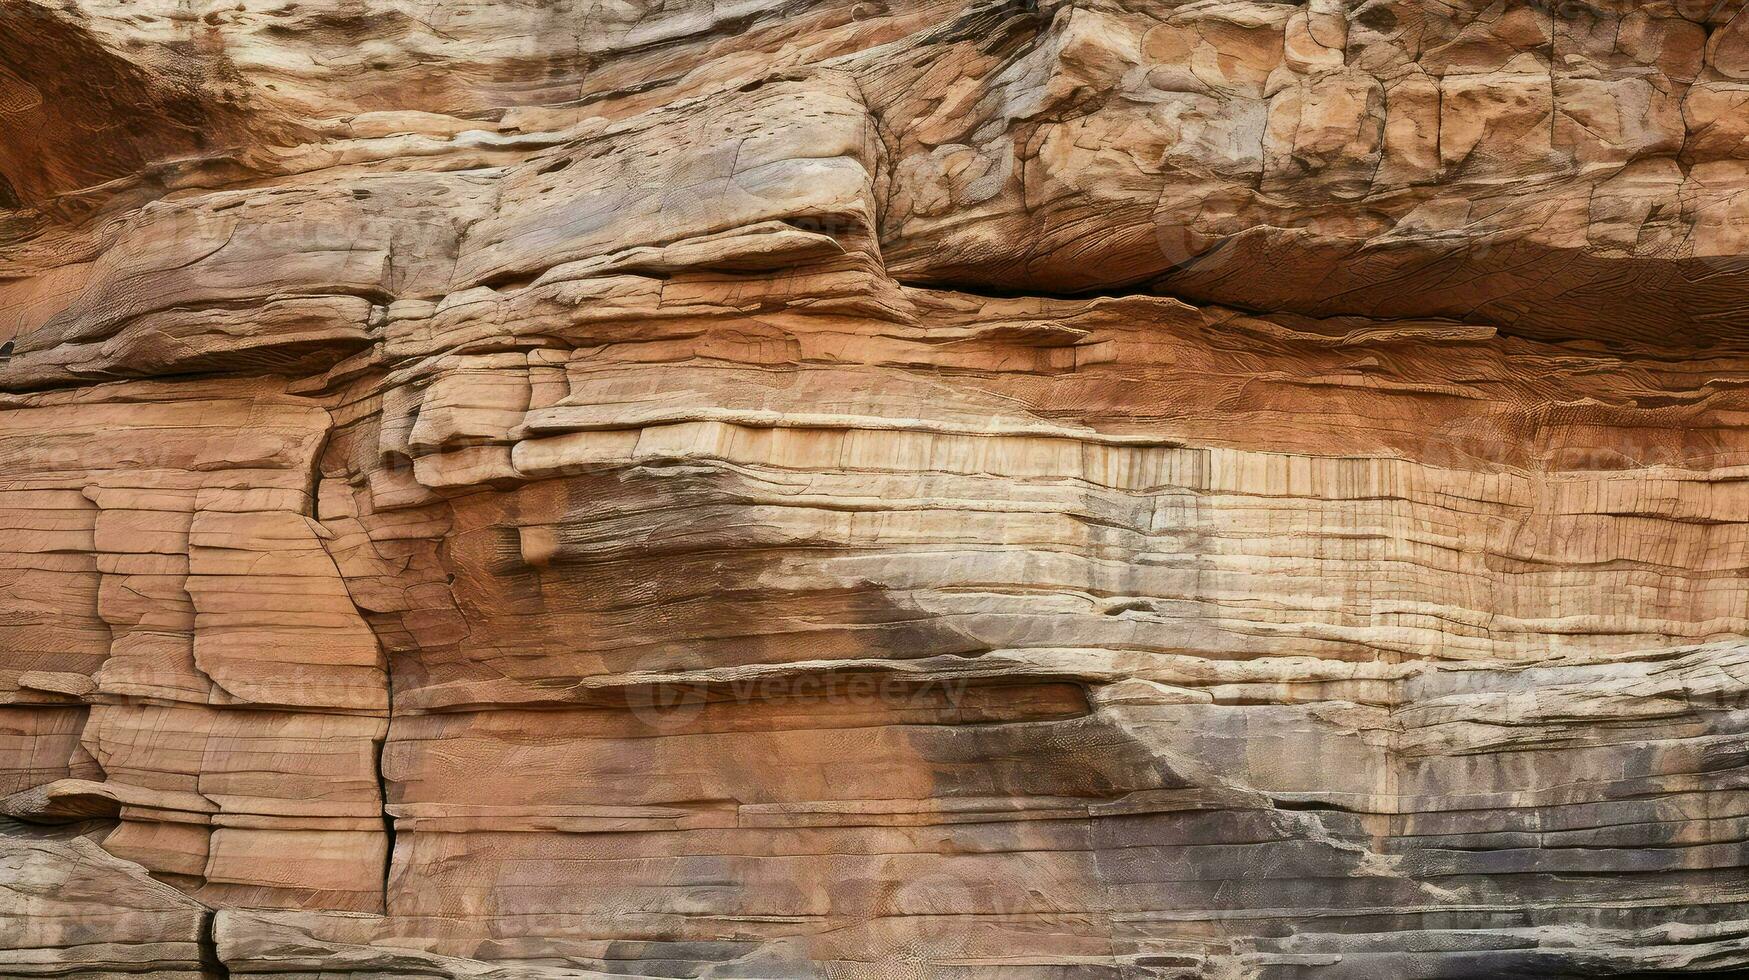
[2,0,1748,976]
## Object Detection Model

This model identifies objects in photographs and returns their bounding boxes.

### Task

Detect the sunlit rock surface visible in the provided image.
[2,0,1748,976]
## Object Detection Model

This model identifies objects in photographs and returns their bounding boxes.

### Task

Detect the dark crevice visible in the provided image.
[370,593,396,912]
[539,70,686,112]
[373,720,395,915]
[892,273,1171,304]
[306,422,396,912]
[1271,797,1362,814]
[198,910,229,979]
[305,426,332,527]
[0,814,117,838]
[475,267,547,292]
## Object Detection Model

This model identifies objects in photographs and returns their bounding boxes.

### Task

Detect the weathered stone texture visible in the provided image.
[1,0,1748,976]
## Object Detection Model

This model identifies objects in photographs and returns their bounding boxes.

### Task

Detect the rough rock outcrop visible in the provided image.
[2,0,1748,976]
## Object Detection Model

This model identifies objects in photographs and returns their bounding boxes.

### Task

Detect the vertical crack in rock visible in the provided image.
[199,909,230,980]
[373,690,396,915]
[307,411,398,914]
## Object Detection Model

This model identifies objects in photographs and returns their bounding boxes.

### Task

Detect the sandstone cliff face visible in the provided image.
[2,0,1748,977]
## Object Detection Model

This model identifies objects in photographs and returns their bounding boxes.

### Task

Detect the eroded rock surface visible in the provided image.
[1,0,1748,976]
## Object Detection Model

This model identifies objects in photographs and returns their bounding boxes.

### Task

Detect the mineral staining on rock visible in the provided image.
[1,0,1748,976]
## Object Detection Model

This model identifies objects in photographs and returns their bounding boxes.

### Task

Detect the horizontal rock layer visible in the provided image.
[1,0,1747,977]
